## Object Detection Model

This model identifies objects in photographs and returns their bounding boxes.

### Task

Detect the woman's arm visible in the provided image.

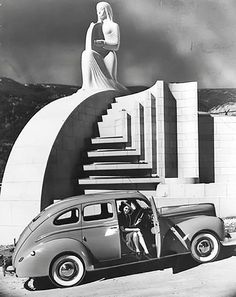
[94,22,120,51]
[121,226,140,232]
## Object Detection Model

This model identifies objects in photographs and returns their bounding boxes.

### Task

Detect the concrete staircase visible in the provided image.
[78,84,164,191]
[78,80,199,193]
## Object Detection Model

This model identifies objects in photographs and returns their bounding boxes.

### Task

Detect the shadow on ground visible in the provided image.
[24,245,236,291]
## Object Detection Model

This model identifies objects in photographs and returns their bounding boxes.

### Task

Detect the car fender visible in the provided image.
[15,238,94,278]
[174,216,225,248]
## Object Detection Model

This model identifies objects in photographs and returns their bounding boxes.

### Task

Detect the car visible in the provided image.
[11,190,231,288]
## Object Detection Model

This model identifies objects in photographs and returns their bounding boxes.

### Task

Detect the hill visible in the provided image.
[198,88,236,115]
[0,78,79,181]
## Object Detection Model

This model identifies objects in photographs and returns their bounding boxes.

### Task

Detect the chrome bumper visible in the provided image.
[221,232,236,247]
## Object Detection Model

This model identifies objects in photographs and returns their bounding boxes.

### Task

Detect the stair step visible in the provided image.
[79,177,162,185]
[102,109,124,121]
[91,147,133,151]
[107,107,121,115]
[88,148,139,157]
[78,176,161,190]
[81,174,159,179]
[83,162,151,171]
[86,175,130,179]
[91,136,126,145]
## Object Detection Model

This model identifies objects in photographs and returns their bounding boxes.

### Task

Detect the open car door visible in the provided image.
[150,197,161,258]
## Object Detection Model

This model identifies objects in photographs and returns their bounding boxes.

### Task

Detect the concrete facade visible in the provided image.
[1,80,236,244]
[169,82,199,179]
[80,81,198,185]
[156,114,236,218]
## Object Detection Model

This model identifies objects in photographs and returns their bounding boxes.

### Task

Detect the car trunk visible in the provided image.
[12,225,32,266]
[159,203,216,221]
[12,207,50,266]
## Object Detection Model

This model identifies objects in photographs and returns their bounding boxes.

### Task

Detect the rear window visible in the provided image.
[32,202,56,222]
[32,211,46,223]
[83,203,113,221]
[54,208,80,225]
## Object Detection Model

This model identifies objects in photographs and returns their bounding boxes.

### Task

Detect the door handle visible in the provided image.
[110,226,118,229]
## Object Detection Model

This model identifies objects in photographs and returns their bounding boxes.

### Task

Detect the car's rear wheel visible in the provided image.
[50,254,85,287]
[190,232,220,263]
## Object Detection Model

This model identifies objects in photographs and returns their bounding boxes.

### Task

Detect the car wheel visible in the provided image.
[50,254,85,287]
[190,232,220,263]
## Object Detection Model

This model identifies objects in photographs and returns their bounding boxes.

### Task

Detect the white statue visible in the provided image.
[81,2,127,91]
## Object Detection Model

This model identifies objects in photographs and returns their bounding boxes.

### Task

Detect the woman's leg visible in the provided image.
[132,232,140,253]
[137,231,149,254]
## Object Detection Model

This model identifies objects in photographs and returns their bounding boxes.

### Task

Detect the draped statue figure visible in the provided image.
[81,2,127,91]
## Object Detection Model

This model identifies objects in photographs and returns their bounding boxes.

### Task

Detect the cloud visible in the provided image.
[1,0,236,88]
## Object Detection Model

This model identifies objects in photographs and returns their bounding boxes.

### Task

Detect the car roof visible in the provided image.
[41,190,147,217]
[29,191,148,230]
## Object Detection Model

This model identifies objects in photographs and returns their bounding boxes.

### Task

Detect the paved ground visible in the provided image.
[1,247,236,297]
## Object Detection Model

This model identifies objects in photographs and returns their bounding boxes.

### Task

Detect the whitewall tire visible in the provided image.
[190,233,220,263]
[50,254,85,287]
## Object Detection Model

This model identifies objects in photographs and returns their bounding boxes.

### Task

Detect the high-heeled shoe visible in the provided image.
[143,253,152,260]
[136,252,142,260]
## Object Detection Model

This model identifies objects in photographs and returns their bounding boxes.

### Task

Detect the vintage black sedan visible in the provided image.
[12,191,230,287]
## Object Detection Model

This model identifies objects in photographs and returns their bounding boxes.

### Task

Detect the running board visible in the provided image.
[87,252,190,272]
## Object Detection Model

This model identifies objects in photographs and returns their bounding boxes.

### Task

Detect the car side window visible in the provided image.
[83,203,113,221]
[54,208,79,225]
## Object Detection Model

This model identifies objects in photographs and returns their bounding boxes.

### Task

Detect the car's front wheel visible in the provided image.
[50,254,85,287]
[190,232,220,263]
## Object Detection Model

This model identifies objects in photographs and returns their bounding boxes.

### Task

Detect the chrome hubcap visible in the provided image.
[58,261,77,280]
[197,239,212,256]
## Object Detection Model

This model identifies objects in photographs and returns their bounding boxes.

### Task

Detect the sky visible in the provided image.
[1,0,236,88]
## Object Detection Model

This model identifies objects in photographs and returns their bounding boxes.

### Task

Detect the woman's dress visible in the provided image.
[81,22,127,92]
[118,212,137,251]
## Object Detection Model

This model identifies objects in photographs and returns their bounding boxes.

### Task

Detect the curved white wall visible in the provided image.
[0,88,120,243]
